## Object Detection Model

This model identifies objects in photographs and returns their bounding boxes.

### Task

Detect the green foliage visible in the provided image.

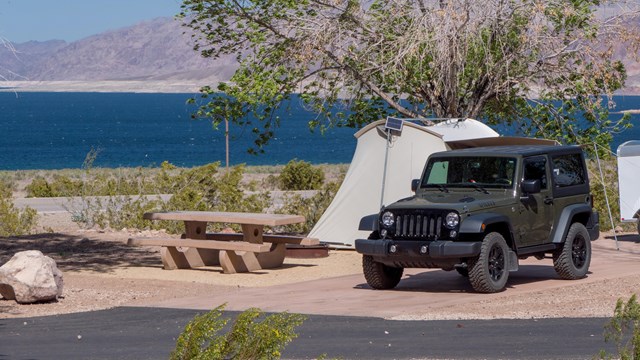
[587,158,627,232]
[600,294,640,360]
[277,180,341,233]
[24,164,186,198]
[278,159,325,191]
[180,0,639,153]
[170,304,306,360]
[0,181,37,236]
[24,175,84,197]
[70,163,271,233]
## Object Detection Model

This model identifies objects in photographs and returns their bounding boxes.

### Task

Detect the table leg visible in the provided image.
[218,224,286,273]
[160,247,192,269]
[159,221,220,270]
[185,220,220,267]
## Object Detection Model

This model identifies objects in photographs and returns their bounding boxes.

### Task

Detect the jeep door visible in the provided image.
[519,156,555,246]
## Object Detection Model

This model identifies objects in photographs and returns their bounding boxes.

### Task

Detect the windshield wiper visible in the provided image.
[435,184,449,193]
[469,183,489,194]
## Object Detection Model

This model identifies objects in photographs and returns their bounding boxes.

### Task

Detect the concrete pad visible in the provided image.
[140,235,640,319]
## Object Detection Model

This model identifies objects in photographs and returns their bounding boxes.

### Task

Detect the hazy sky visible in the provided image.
[0,0,182,43]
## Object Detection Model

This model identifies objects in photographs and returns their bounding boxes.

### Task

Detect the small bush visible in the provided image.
[279,159,325,191]
[277,179,342,233]
[24,176,54,197]
[170,304,305,360]
[0,181,37,236]
[599,294,640,360]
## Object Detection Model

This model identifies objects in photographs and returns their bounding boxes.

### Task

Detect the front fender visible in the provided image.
[459,213,513,235]
[358,213,379,231]
[551,204,593,243]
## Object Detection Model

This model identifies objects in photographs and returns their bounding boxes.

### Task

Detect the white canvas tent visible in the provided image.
[308,118,499,247]
[617,140,640,223]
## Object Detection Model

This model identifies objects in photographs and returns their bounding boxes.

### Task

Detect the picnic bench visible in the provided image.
[127,211,319,274]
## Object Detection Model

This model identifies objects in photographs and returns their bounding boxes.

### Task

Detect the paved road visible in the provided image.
[0,307,616,359]
[13,191,315,213]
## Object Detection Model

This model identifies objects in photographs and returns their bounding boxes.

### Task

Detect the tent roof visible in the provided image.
[354,120,444,139]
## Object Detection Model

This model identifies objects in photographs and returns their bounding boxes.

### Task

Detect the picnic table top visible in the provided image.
[143,211,305,227]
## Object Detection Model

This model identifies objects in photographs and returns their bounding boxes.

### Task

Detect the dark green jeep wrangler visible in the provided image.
[355,145,599,293]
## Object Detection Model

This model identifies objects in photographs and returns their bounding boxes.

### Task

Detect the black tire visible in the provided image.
[553,222,591,280]
[468,232,510,293]
[362,255,403,290]
[637,220,640,236]
[456,267,469,277]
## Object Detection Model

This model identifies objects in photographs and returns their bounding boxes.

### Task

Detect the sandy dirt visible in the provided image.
[1,212,640,321]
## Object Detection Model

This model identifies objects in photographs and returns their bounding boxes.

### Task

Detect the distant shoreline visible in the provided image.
[0,81,207,94]
[614,109,640,114]
[4,81,640,97]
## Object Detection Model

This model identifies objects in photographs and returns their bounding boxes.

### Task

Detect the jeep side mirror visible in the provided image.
[411,179,420,192]
[521,179,541,194]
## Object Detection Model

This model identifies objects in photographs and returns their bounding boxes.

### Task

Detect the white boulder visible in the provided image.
[0,250,64,304]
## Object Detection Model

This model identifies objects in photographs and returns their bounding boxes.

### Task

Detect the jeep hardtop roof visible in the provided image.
[430,145,583,158]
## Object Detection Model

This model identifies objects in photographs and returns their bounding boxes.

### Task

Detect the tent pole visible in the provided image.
[593,143,619,250]
[380,129,391,208]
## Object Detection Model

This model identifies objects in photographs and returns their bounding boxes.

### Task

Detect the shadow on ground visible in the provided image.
[353,264,575,294]
[0,233,160,273]
[604,233,640,243]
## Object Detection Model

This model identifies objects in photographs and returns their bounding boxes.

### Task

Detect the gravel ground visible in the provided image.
[1,212,640,321]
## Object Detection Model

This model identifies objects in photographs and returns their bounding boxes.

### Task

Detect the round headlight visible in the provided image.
[445,212,460,229]
[381,211,395,227]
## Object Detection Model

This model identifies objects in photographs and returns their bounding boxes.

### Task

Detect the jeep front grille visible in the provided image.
[394,213,443,239]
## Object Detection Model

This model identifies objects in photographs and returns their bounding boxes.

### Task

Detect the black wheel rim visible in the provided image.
[571,235,587,268]
[488,244,505,282]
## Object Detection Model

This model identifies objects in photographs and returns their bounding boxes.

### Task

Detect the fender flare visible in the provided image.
[551,203,592,243]
[358,213,379,231]
[459,213,513,237]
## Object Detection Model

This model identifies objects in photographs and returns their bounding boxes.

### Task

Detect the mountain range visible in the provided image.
[1,16,639,94]
[0,17,235,86]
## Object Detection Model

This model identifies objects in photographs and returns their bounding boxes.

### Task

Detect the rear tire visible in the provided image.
[362,255,403,290]
[553,222,591,280]
[468,232,510,293]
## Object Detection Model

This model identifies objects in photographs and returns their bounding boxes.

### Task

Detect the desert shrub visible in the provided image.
[25,174,85,197]
[0,181,37,236]
[72,195,164,230]
[71,163,270,233]
[599,294,640,360]
[24,165,176,198]
[170,305,305,360]
[277,179,342,233]
[261,174,281,190]
[24,176,54,197]
[279,159,325,191]
[587,159,632,232]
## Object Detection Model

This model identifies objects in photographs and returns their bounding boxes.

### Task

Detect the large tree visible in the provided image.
[180,0,640,153]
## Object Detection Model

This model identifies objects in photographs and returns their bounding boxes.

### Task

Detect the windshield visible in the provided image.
[421,156,516,190]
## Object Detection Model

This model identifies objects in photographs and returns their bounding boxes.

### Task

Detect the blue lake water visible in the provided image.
[0,92,639,170]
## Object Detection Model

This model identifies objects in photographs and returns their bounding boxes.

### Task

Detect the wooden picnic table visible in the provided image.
[127,211,319,274]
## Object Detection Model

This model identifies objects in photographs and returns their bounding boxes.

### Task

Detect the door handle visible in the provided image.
[544,197,553,205]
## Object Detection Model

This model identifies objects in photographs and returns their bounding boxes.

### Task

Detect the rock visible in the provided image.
[0,250,64,304]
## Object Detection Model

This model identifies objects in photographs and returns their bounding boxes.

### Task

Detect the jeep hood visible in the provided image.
[384,191,515,213]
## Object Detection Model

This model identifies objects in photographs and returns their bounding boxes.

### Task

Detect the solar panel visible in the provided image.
[385,117,404,132]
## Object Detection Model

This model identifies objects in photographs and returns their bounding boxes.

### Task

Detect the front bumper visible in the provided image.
[355,239,481,258]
